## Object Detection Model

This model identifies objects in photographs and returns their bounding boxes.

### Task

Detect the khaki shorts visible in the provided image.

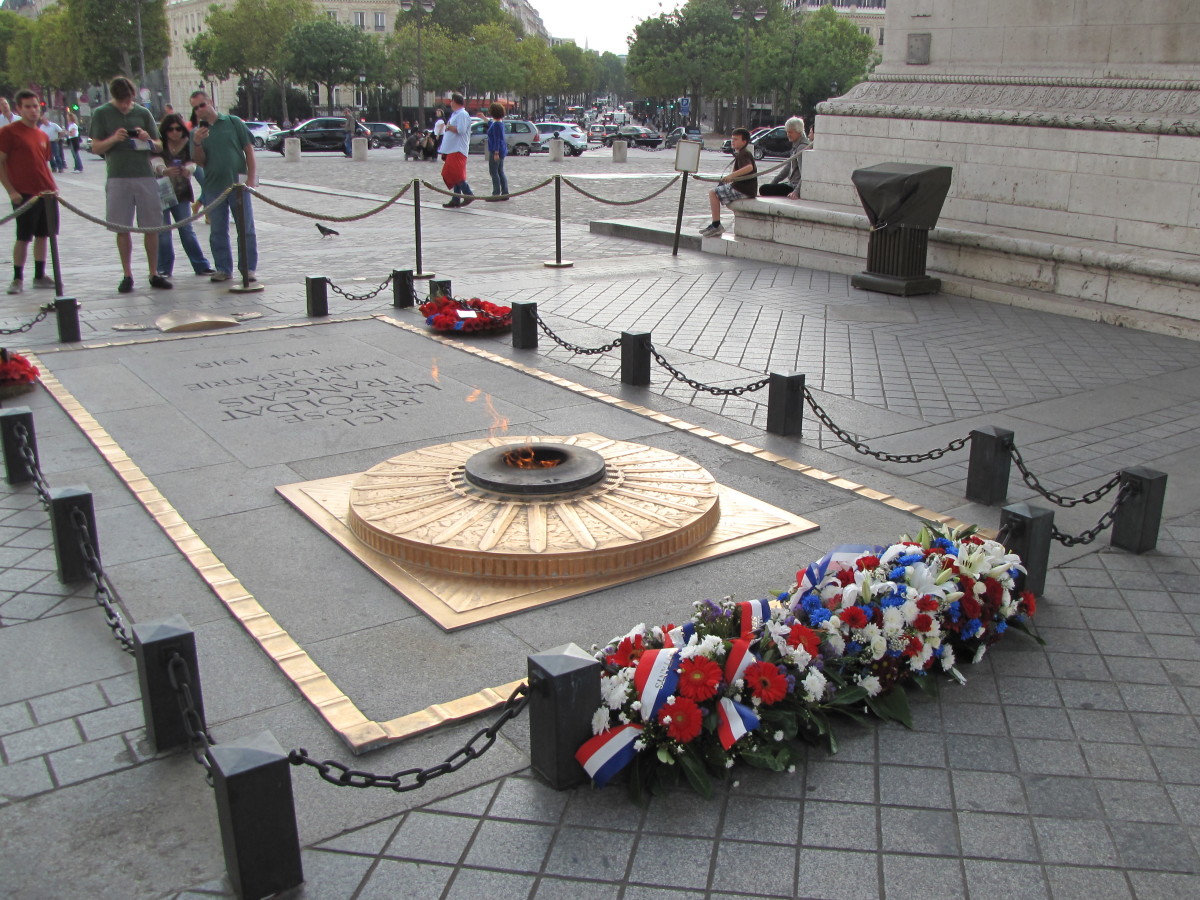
[105,177,161,233]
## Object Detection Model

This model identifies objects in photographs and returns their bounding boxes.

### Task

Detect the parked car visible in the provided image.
[265,117,370,154]
[243,120,279,149]
[467,119,542,156]
[603,126,663,149]
[364,122,403,149]
[534,122,587,155]
[750,125,795,159]
[662,126,703,149]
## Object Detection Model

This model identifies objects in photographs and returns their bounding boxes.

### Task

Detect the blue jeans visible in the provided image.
[488,155,508,196]
[50,141,65,172]
[158,199,212,276]
[208,190,257,276]
[69,140,82,171]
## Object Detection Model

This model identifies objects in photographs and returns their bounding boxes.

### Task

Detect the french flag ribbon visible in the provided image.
[798,544,882,594]
[633,648,680,721]
[716,697,760,750]
[739,598,773,639]
[664,622,696,648]
[575,723,643,787]
[724,637,756,685]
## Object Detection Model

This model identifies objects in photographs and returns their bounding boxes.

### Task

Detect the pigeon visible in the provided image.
[315,223,339,237]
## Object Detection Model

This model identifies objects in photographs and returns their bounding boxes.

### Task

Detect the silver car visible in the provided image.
[534,122,587,155]
[468,119,542,156]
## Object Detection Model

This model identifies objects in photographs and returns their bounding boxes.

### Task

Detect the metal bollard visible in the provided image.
[0,407,35,484]
[527,644,601,790]
[1110,467,1167,554]
[429,278,451,300]
[620,331,651,386]
[211,731,304,900]
[305,276,328,317]
[998,502,1054,597]
[393,269,415,308]
[133,616,205,753]
[965,427,1014,506]
[54,297,81,343]
[766,372,805,437]
[511,301,538,350]
[48,486,96,583]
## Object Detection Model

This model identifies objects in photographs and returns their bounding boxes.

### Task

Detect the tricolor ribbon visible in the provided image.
[739,597,773,639]
[716,697,760,750]
[724,637,757,685]
[798,544,882,594]
[575,723,643,787]
[664,622,696,648]
[633,648,680,721]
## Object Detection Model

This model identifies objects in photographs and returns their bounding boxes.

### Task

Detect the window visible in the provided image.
[327,10,336,20]
[375,12,386,31]
[879,28,885,45]
[354,12,365,29]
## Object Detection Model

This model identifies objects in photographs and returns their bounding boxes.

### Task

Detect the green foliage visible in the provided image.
[426,0,506,32]
[281,16,377,107]
[68,0,170,82]
[551,41,595,97]
[0,10,36,94]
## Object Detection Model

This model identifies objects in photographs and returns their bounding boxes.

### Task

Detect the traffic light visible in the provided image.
[70,102,79,111]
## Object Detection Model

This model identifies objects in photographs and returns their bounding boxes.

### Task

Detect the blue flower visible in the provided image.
[897,552,925,566]
[846,640,863,654]
[889,566,907,580]
[880,594,904,609]
[996,621,1008,634]
[932,537,955,552]
[808,608,832,626]
[947,601,962,622]
[962,618,982,639]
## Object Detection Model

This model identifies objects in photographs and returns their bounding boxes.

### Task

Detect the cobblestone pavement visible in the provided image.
[2,148,1200,899]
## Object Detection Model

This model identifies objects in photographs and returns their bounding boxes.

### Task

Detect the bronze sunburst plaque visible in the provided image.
[278,434,818,630]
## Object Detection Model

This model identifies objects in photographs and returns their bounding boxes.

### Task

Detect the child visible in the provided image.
[700,127,757,237]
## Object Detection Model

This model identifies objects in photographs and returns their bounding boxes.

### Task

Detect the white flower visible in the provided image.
[900,599,919,624]
[591,707,611,735]
[724,759,735,769]
[661,715,672,726]
[787,765,796,774]
[856,674,883,697]
[631,700,642,711]
[618,712,629,724]
[802,669,827,702]
[773,730,784,741]
[601,671,631,710]
[973,644,988,664]
[869,633,887,660]
[633,738,646,752]
[665,695,676,705]
[825,631,846,656]
[882,606,904,636]
[940,646,956,670]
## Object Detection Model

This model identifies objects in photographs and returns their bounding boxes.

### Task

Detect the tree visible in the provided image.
[68,0,170,83]
[28,4,85,101]
[513,36,564,116]
[793,4,875,118]
[595,52,626,100]
[427,0,506,32]
[280,17,377,113]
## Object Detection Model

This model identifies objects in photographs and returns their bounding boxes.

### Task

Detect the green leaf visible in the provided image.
[740,746,788,771]
[1008,618,1047,645]
[828,685,869,707]
[866,685,914,729]
[678,746,714,799]
[913,675,940,698]
[656,745,676,766]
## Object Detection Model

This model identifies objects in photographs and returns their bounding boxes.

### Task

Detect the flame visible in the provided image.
[465,389,508,438]
[430,358,440,383]
[466,388,481,403]
[503,446,561,469]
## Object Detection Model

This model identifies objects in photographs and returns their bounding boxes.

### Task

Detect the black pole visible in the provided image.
[54,297,81,343]
[543,175,572,268]
[413,180,431,278]
[46,195,64,295]
[672,174,689,257]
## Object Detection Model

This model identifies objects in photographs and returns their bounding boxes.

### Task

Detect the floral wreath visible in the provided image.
[0,349,39,386]
[577,522,1039,801]
[419,296,512,334]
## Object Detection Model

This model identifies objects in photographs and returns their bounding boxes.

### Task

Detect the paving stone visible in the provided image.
[47,733,138,785]
[75,701,144,741]
[542,824,635,882]
[721,796,799,845]
[1043,865,1133,900]
[487,772,570,823]
[2,718,81,762]
[0,701,33,736]
[801,800,878,852]
[532,877,620,899]
[0,755,55,804]
[464,819,555,874]
[962,860,1050,900]
[99,673,141,707]
[881,854,966,900]
[794,849,879,900]
[381,809,479,865]
[311,817,401,857]
[1109,821,1199,873]
[628,834,715,890]
[710,840,795,896]
[353,858,452,900]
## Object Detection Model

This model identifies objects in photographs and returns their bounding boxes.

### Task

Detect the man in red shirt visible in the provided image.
[0,90,57,295]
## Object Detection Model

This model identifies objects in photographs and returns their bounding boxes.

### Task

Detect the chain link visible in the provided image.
[0,304,52,336]
[327,273,394,302]
[1007,443,1121,508]
[168,652,217,782]
[70,507,135,655]
[14,423,52,508]
[531,307,622,355]
[803,387,970,463]
[648,342,770,397]
[288,683,529,791]
[1051,481,1134,547]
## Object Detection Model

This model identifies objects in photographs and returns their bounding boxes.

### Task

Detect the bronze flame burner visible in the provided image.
[464,443,607,496]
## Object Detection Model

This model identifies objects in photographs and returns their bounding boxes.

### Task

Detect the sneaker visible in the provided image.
[196,268,217,276]
[6,279,22,295]
[442,199,461,208]
[118,276,133,293]
[246,271,257,283]
[149,274,173,289]
[32,276,55,289]
[460,196,475,207]
[210,272,231,282]
[699,223,725,237]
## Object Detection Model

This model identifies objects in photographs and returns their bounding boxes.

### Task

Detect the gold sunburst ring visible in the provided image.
[346,435,721,581]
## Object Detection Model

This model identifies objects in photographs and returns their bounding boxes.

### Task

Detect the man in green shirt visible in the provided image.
[90,76,170,293]
[189,90,258,283]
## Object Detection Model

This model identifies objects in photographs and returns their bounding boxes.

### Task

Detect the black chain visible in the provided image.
[288,683,529,791]
[803,387,970,463]
[0,304,52,336]
[1008,443,1121,508]
[327,274,394,302]
[70,507,135,655]
[531,307,622,355]
[14,423,52,508]
[648,342,770,397]
[168,652,217,782]
[1051,481,1135,547]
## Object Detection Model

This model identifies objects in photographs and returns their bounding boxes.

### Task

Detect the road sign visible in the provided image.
[680,98,690,116]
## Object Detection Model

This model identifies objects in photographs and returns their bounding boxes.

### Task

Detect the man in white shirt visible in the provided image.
[39,114,65,173]
[0,98,15,127]
[438,93,475,208]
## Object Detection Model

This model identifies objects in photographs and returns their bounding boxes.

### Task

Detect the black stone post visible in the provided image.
[998,502,1054,597]
[54,297,81,343]
[512,301,538,350]
[0,407,35,485]
[1110,467,1167,554]
[429,278,451,300]
[766,372,805,436]
[46,194,65,296]
[48,486,96,583]
[211,731,304,900]
[133,616,204,753]
[620,331,651,386]
[527,644,601,790]
[305,277,328,317]
[965,426,1015,506]
[393,269,415,308]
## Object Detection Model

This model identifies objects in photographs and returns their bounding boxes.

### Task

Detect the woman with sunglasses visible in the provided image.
[153,112,214,278]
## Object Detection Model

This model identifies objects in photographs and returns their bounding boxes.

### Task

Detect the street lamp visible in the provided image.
[731,5,767,129]
[399,0,436,128]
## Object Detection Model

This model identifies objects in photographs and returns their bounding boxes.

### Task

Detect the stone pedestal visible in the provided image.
[612,140,627,163]
[549,137,564,162]
[283,138,300,162]
[351,137,368,161]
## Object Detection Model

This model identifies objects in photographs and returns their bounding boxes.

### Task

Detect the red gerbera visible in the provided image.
[607,634,645,668]
[743,661,789,705]
[840,606,869,629]
[658,696,702,743]
[786,623,821,656]
[677,656,722,702]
